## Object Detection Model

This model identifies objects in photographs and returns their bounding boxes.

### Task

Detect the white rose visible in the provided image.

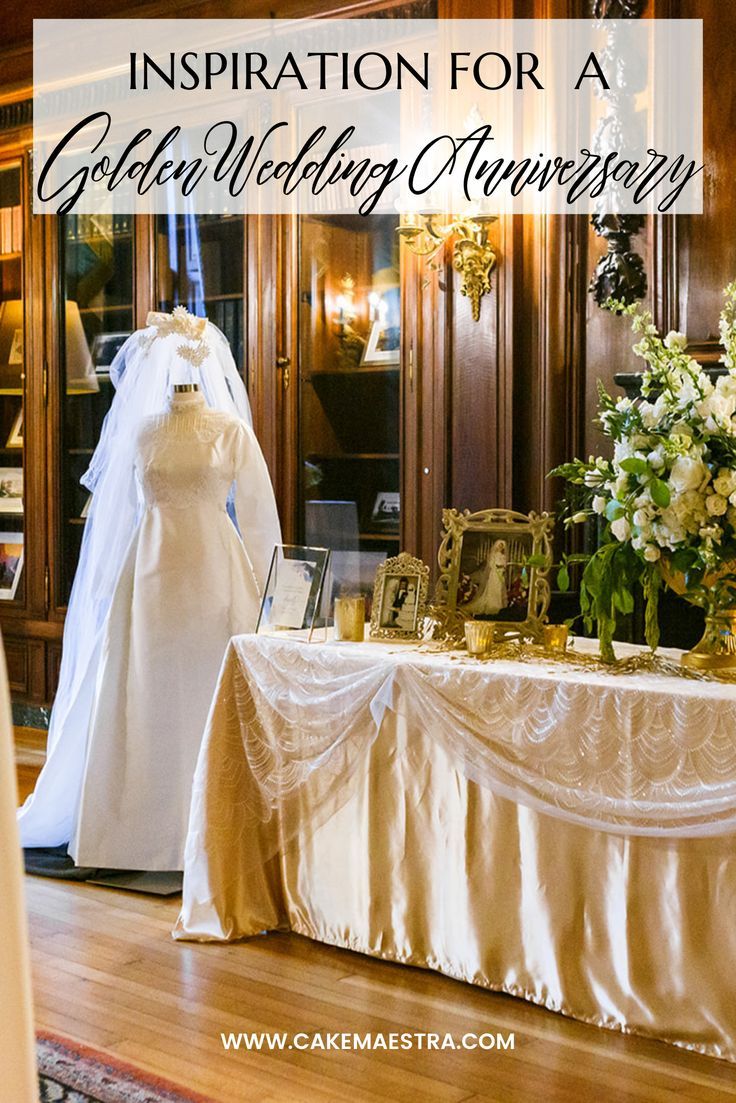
[714,469,736,497]
[610,517,631,542]
[613,440,635,465]
[639,402,657,429]
[643,545,661,562]
[632,508,650,528]
[647,448,665,470]
[592,495,606,515]
[670,456,709,494]
[706,494,728,516]
[664,330,687,351]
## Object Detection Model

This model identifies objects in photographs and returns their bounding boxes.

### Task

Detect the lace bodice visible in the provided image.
[135,392,242,511]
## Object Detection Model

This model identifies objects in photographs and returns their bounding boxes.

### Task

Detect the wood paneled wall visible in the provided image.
[3,0,730,549]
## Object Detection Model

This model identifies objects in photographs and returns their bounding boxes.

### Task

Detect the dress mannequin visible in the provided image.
[69,382,280,870]
[19,310,280,866]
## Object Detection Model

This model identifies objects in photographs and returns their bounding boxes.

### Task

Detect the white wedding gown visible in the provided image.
[69,389,280,871]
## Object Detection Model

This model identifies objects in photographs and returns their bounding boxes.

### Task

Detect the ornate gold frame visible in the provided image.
[370,552,430,640]
[434,508,554,642]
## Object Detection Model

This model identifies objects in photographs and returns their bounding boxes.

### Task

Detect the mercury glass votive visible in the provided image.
[543,624,569,653]
[464,619,496,658]
[333,596,366,642]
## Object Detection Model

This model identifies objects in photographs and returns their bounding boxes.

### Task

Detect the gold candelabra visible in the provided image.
[396,212,498,322]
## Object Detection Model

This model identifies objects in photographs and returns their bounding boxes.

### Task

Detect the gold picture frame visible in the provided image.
[434,508,554,642]
[370,552,430,640]
[6,407,22,449]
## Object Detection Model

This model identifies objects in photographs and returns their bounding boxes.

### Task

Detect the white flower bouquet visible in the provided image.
[552,282,736,661]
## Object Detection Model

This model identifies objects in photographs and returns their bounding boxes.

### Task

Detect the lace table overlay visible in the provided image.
[223,635,736,837]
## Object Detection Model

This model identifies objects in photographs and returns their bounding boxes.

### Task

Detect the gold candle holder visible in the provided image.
[542,624,569,653]
[333,596,365,642]
[464,619,496,658]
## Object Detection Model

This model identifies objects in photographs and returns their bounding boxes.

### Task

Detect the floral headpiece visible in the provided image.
[142,306,210,368]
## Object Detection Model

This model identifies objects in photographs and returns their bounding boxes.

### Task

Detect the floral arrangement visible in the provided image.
[552,282,736,661]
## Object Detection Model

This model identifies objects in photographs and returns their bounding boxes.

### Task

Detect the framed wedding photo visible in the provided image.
[256,544,331,641]
[370,552,429,640]
[434,508,554,642]
[0,532,23,600]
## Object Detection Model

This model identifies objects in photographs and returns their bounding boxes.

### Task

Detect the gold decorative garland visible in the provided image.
[423,611,736,682]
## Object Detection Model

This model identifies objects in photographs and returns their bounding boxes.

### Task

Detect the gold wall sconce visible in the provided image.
[397,212,498,322]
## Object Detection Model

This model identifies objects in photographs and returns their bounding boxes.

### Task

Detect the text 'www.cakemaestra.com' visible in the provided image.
[220,1031,515,1052]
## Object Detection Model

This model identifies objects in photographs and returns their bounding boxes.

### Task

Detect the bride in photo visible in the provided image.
[464,539,508,616]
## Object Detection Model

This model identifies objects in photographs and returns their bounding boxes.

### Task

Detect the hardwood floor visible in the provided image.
[18,743,736,1103]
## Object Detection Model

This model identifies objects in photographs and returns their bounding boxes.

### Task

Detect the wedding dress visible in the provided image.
[465,542,508,616]
[18,309,280,864]
[70,389,279,870]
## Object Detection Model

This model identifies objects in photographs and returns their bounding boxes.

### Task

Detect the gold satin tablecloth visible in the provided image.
[176,634,736,1062]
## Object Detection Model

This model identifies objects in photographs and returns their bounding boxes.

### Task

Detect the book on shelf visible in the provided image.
[0,206,21,255]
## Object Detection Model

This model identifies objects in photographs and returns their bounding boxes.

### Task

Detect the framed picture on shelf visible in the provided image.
[256,545,331,641]
[8,328,22,365]
[0,467,23,513]
[361,320,400,366]
[370,552,429,640]
[91,331,130,372]
[370,491,400,531]
[5,408,22,449]
[0,532,23,600]
[434,508,554,643]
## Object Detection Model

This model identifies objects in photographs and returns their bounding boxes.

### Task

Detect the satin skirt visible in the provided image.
[177,712,736,1063]
[71,502,259,871]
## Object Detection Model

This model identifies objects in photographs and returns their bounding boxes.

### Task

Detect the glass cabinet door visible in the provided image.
[155,214,245,373]
[297,214,401,599]
[59,214,135,603]
[0,162,26,604]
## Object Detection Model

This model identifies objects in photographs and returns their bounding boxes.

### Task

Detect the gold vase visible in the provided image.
[681,608,736,672]
[661,558,736,672]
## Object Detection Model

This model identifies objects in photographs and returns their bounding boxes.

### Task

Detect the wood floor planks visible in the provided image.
[18,756,736,1102]
[24,874,736,1102]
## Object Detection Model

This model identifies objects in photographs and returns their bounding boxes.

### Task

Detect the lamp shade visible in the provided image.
[65,301,98,394]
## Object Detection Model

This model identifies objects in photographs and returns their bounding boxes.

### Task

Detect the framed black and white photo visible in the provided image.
[369,552,429,640]
[0,532,23,600]
[91,331,129,372]
[257,544,331,641]
[369,490,400,531]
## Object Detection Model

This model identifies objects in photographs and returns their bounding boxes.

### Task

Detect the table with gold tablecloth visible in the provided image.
[175,633,736,1062]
